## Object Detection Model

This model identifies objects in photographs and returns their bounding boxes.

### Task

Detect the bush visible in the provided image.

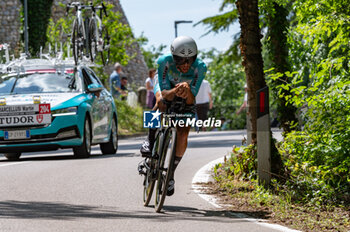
[115,99,146,136]
[214,144,257,182]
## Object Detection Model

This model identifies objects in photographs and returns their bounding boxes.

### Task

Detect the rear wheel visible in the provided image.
[89,18,97,63]
[100,117,118,155]
[154,128,177,212]
[73,118,91,158]
[4,153,21,161]
[72,19,83,65]
[100,26,110,66]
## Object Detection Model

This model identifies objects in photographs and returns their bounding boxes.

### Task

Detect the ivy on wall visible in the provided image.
[20,0,53,56]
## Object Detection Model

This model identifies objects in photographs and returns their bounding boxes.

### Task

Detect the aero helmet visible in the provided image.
[171,36,197,65]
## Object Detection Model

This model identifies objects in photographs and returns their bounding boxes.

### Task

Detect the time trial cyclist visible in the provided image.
[140,36,207,196]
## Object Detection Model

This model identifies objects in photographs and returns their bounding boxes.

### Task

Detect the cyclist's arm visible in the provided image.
[175,82,195,104]
[154,81,176,101]
[154,89,167,112]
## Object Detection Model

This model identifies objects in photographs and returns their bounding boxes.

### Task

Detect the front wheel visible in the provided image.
[72,19,82,65]
[100,117,118,155]
[73,118,91,158]
[143,131,160,206]
[154,128,177,212]
[89,18,98,63]
[4,153,21,161]
[143,158,156,206]
[100,26,110,66]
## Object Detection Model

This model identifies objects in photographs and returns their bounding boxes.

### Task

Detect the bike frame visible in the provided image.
[90,3,108,52]
[68,2,89,41]
[90,11,103,50]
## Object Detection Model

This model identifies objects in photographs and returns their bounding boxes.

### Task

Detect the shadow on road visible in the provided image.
[0,200,270,222]
[0,152,137,163]
[188,138,242,149]
[189,131,245,139]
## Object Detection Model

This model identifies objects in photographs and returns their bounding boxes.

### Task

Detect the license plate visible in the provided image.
[4,130,30,140]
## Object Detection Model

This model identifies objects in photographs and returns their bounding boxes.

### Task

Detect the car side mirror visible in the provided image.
[87,83,103,93]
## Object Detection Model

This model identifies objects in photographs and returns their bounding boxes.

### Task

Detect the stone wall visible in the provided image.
[0,0,148,86]
[0,0,21,50]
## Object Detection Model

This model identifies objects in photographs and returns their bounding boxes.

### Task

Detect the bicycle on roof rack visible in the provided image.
[66,1,110,66]
[88,2,110,66]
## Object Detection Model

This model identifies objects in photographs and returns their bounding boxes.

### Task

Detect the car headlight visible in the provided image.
[52,107,78,116]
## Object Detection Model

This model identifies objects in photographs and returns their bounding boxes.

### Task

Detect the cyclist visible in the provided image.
[140,36,207,196]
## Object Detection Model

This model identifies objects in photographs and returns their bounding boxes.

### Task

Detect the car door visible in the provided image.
[81,68,105,142]
[84,68,110,141]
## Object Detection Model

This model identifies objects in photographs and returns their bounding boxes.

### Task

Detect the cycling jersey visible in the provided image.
[153,54,207,97]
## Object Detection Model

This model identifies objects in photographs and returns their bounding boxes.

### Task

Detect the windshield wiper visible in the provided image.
[9,76,19,94]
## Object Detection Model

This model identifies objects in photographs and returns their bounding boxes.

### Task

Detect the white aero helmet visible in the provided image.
[171,36,198,65]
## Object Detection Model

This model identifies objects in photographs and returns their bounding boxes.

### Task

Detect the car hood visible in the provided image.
[1,92,82,108]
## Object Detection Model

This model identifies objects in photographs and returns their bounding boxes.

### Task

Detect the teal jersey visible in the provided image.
[153,54,207,97]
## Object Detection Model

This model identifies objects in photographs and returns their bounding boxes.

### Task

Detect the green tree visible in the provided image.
[236,0,267,144]
[137,34,167,69]
[264,1,298,133]
[20,0,53,56]
[202,50,246,129]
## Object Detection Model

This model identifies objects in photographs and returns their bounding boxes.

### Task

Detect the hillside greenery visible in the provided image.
[197,0,350,213]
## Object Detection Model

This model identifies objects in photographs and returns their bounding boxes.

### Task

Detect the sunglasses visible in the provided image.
[173,55,196,65]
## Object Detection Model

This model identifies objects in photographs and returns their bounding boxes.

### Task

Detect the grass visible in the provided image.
[205,162,350,232]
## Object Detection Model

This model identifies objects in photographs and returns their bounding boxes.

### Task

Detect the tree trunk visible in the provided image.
[236,0,266,144]
[267,2,298,133]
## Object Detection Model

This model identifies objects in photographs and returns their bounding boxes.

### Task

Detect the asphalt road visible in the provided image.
[0,130,285,232]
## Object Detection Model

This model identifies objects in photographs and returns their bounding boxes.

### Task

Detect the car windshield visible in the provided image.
[0,72,82,94]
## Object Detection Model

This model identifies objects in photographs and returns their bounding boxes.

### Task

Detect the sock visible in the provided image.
[148,128,156,150]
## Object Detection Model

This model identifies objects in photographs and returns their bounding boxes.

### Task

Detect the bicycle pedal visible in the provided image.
[139,170,146,175]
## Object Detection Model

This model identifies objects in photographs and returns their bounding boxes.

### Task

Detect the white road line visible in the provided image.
[192,156,301,232]
[0,161,31,167]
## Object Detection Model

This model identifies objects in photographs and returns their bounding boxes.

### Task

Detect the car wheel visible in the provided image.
[100,117,118,155]
[73,118,91,158]
[4,153,21,161]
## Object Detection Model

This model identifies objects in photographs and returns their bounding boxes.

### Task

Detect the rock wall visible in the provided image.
[0,0,148,86]
[0,0,21,50]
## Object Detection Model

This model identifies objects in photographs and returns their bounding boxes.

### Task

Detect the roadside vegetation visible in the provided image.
[195,0,350,230]
[115,99,145,136]
[210,145,349,231]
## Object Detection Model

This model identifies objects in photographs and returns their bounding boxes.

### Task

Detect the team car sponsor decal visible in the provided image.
[0,104,51,127]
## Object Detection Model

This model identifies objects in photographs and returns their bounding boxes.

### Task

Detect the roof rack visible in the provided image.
[0,43,10,64]
[0,42,99,75]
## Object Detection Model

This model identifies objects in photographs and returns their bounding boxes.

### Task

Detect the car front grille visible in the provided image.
[0,125,80,145]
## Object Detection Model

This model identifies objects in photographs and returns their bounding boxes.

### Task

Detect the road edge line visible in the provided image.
[191,156,301,232]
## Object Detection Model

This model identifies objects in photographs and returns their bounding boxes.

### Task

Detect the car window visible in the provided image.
[81,69,92,89]
[85,68,103,86]
[0,76,16,94]
[0,72,83,94]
